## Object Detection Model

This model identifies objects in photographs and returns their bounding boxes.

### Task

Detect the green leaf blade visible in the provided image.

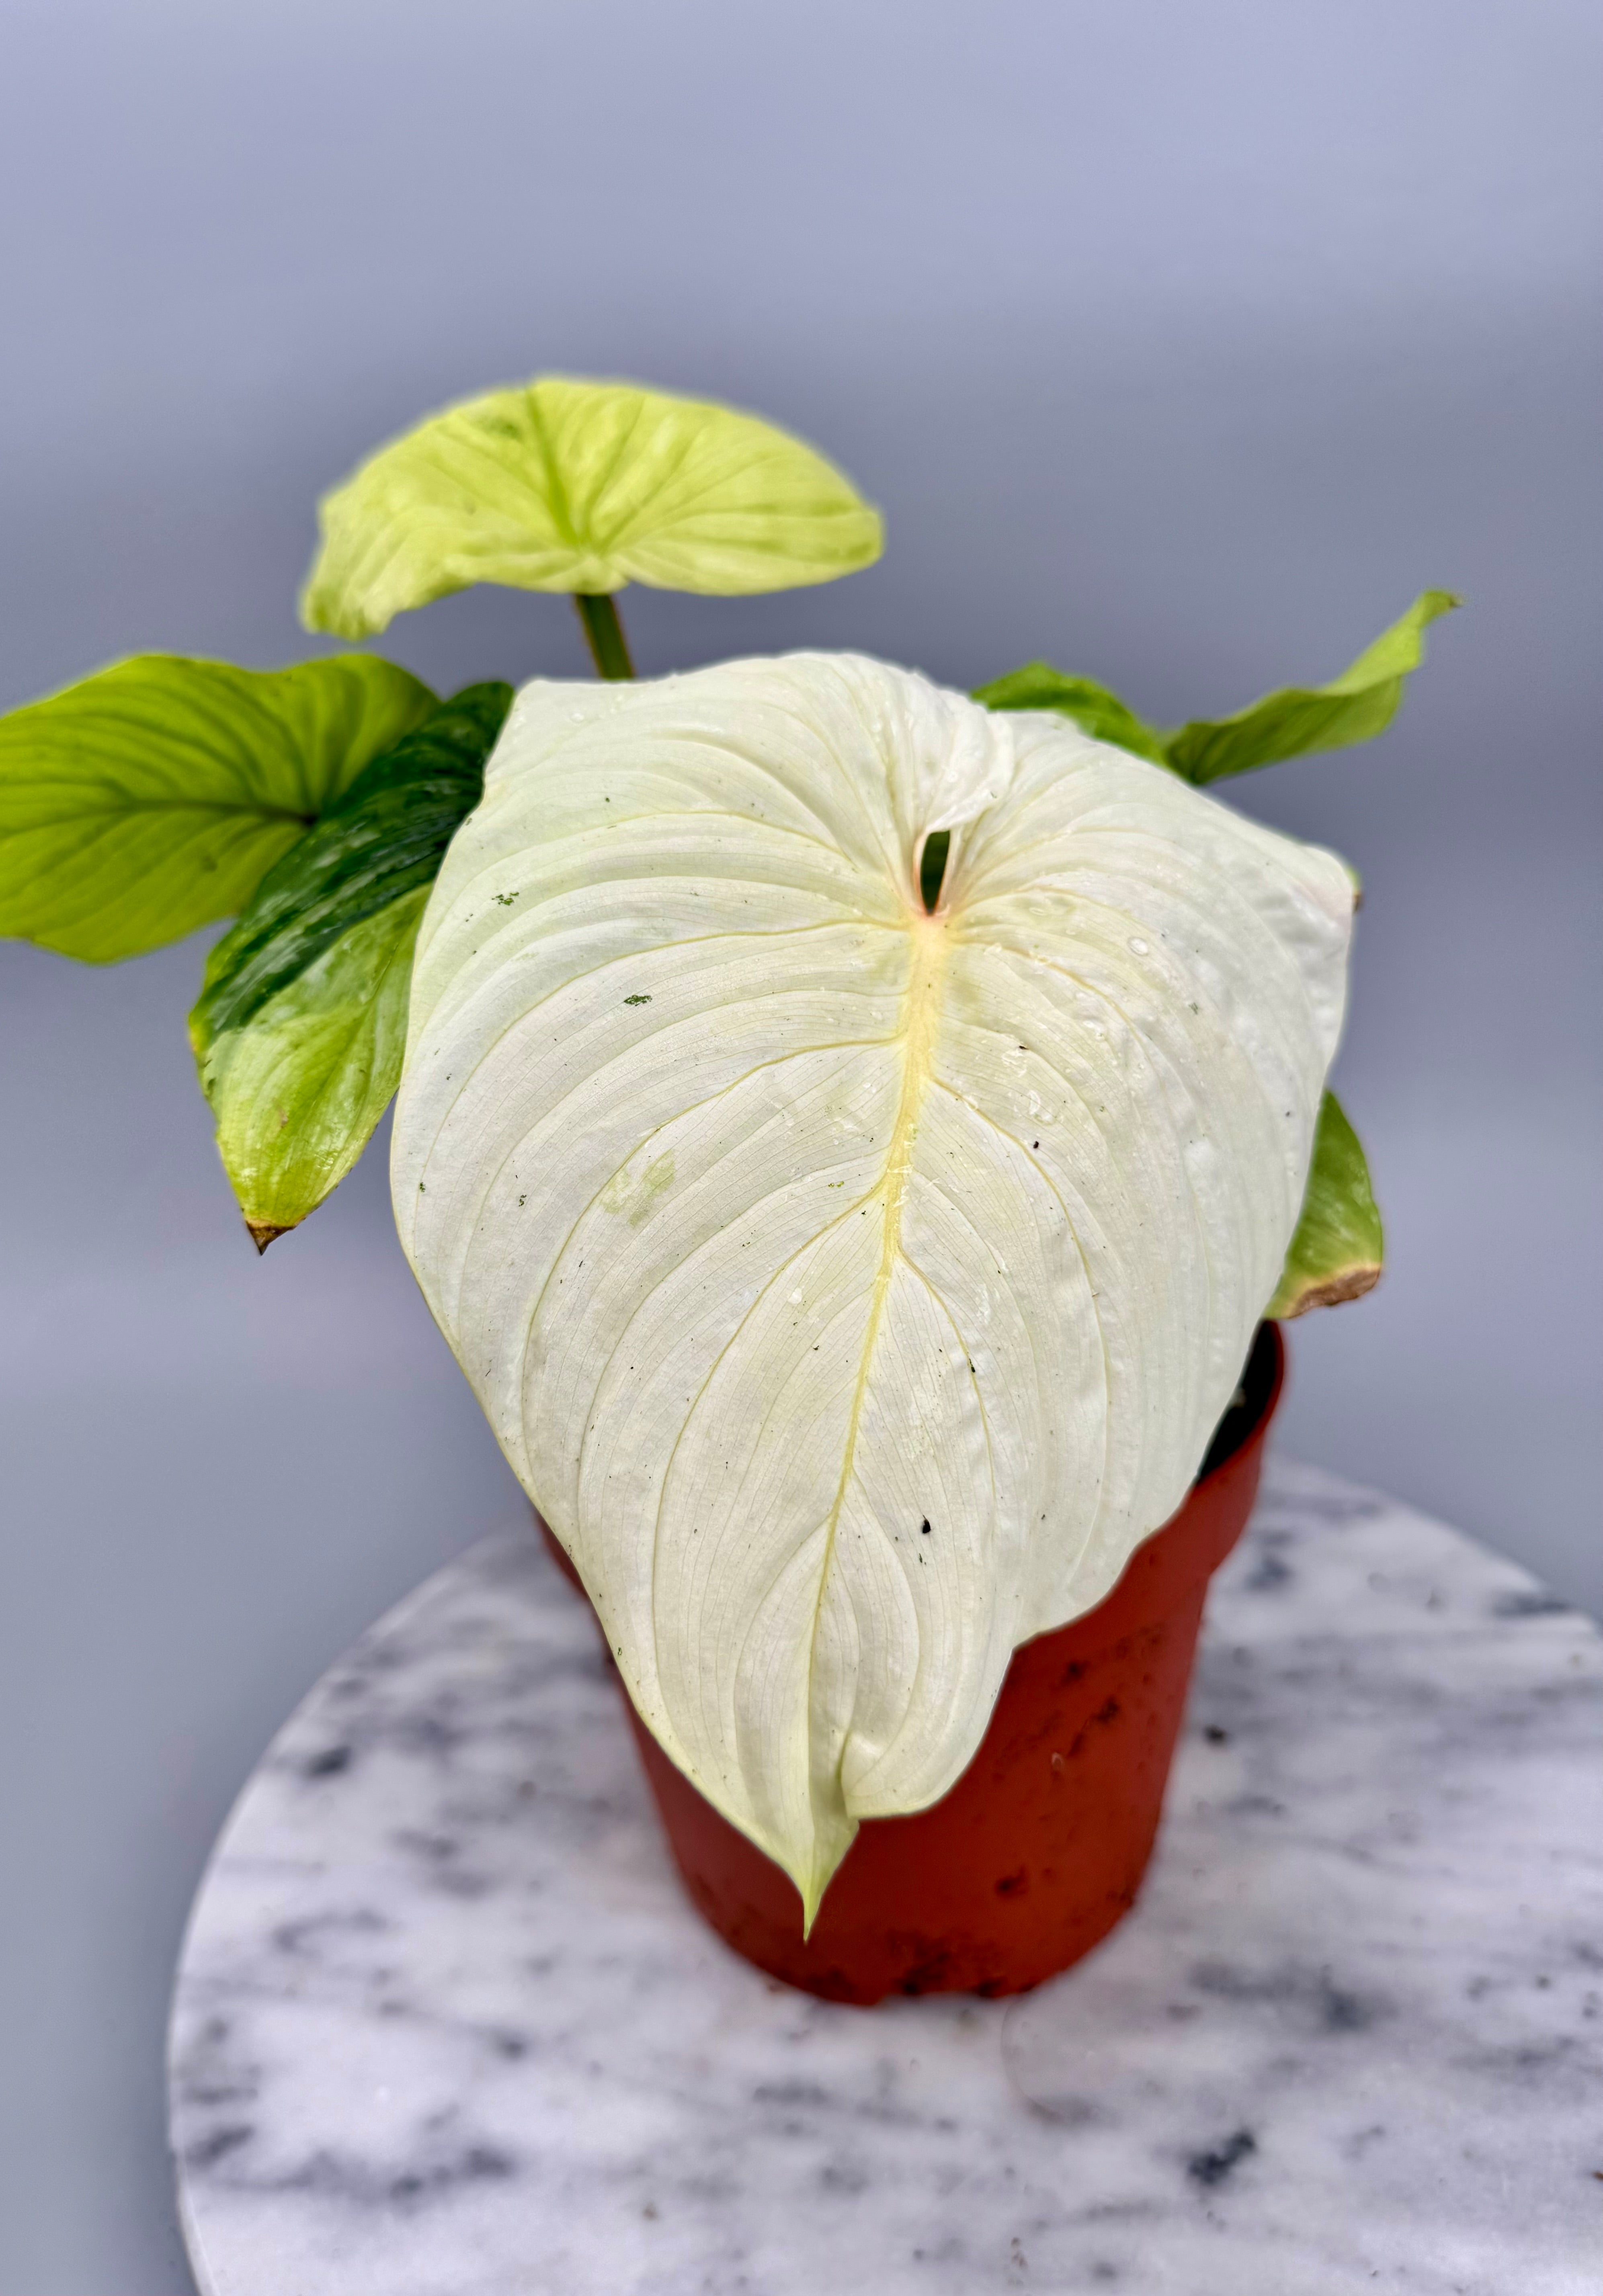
[1268,1090,1384,1319]
[300,377,885,639]
[972,662,1172,767]
[0,654,437,961]
[191,681,513,1241]
[1164,590,1460,786]
[192,681,511,1043]
[203,888,428,1251]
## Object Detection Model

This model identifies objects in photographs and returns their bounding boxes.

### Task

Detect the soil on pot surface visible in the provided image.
[542,1322,1284,2005]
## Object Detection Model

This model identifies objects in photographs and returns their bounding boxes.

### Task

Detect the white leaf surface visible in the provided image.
[393,654,1354,1919]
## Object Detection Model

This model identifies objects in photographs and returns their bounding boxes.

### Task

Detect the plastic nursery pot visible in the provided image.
[538,1322,1284,2005]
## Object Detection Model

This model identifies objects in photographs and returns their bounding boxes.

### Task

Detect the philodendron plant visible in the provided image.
[1,375,1455,1920]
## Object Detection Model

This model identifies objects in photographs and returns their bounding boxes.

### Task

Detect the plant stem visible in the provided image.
[574,592,635,680]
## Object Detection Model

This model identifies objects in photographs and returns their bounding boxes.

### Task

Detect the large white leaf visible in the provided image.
[393,655,1354,1921]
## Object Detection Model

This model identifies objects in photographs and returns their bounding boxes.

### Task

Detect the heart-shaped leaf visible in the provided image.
[1268,1089,1383,1317]
[393,655,1354,1919]
[191,683,511,1245]
[301,377,885,640]
[0,654,437,961]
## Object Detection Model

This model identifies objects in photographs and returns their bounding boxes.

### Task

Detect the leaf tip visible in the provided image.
[1272,1261,1382,1319]
[794,1814,859,1938]
[246,1218,293,1255]
[297,572,380,643]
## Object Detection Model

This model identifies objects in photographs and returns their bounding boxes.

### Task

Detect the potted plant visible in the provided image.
[1,376,1453,2003]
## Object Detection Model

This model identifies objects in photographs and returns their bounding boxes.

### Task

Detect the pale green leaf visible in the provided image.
[201,889,426,1250]
[300,376,885,639]
[394,655,1355,1919]
[1164,590,1460,784]
[1267,1089,1384,1318]
[0,653,436,962]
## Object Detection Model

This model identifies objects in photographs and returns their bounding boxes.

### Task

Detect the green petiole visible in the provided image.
[574,592,635,680]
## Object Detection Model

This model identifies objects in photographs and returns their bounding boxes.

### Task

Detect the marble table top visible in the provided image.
[169,1459,1603,2296]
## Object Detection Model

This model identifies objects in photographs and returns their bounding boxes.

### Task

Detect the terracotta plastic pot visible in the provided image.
[539,1322,1283,2005]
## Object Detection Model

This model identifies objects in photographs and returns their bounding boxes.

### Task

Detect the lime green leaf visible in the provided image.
[976,592,1458,785]
[0,653,437,963]
[191,681,512,1242]
[300,376,885,638]
[971,662,1170,767]
[1164,591,1460,785]
[1267,1090,1384,1318]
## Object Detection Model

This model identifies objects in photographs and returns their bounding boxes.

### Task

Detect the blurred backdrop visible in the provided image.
[2,3,1599,2288]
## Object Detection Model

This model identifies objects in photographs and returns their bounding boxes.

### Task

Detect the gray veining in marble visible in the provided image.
[169,1460,1603,2295]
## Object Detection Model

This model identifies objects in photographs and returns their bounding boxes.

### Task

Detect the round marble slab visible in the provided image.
[170,1460,1602,2296]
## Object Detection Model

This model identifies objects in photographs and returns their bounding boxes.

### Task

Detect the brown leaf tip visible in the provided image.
[245,1219,292,1255]
[1282,1263,1382,1318]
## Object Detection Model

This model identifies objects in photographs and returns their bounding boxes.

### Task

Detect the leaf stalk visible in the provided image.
[575,592,635,680]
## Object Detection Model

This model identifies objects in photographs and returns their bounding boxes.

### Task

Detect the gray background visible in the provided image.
[2,1,1597,2287]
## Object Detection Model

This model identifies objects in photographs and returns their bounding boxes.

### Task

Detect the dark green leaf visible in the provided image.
[919,828,951,911]
[1268,1090,1384,1318]
[192,681,512,1041]
[199,890,428,1253]
[0,653,437,961]
[190,681,513,1243]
